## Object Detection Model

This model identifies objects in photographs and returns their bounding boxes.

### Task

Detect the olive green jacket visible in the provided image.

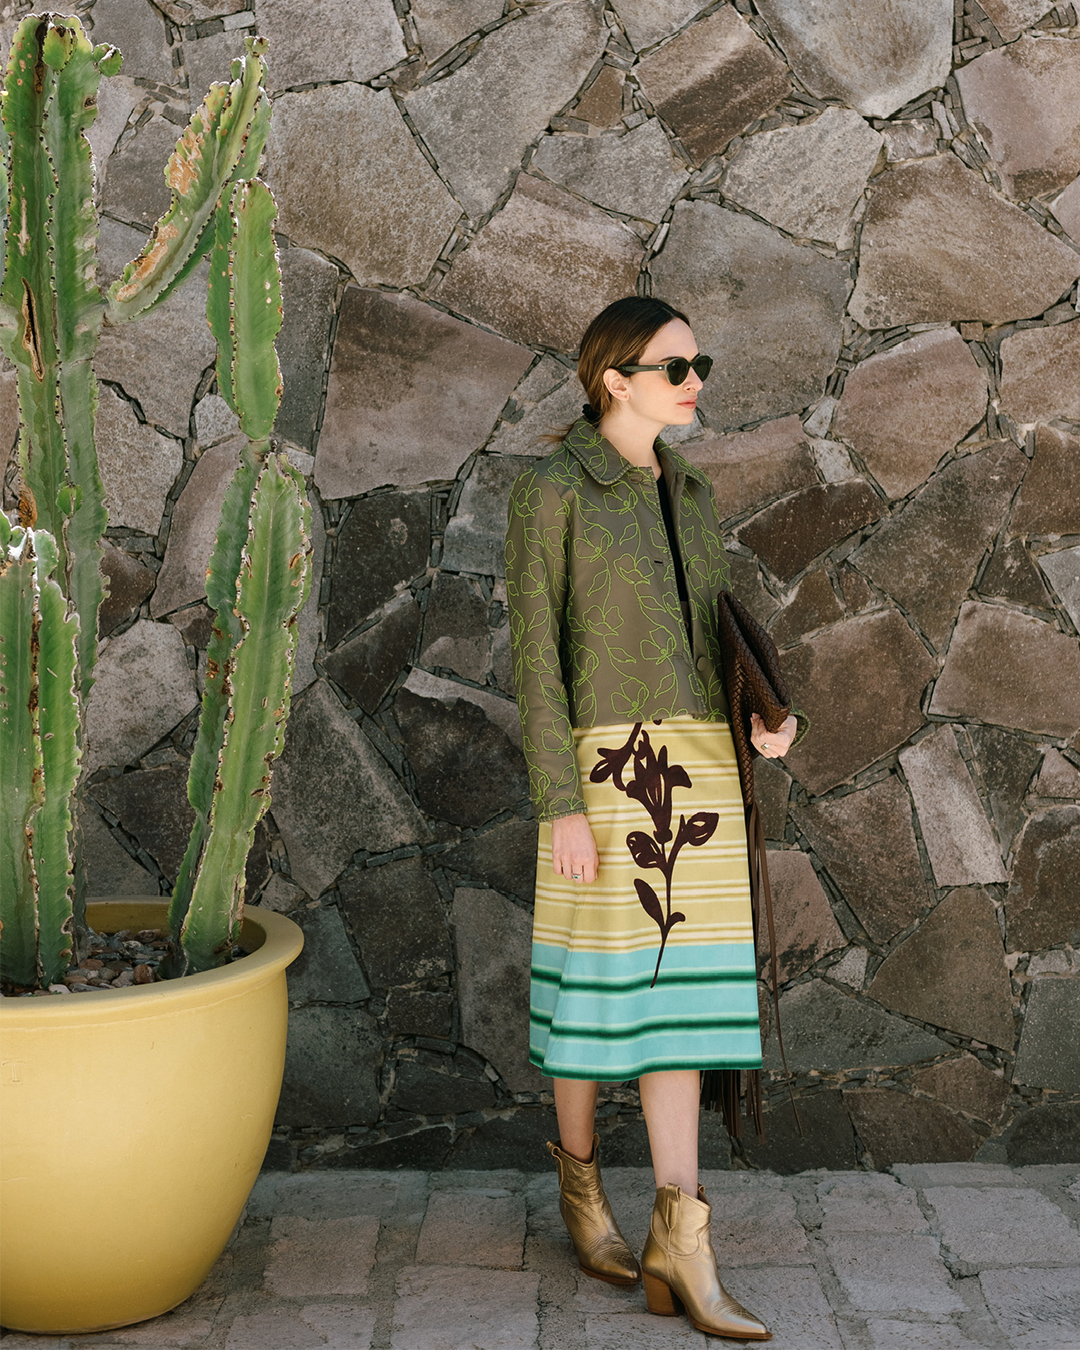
[505,419,738,822]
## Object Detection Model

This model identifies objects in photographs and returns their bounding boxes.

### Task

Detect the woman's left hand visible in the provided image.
[750,712,797,759]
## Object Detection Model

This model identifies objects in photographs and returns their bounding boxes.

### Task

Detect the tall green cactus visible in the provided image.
[0,17,312,988]
[0,517,81,988]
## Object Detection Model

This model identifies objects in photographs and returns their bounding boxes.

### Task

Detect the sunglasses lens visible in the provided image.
[693,355,713,382]
[665,358,690,385]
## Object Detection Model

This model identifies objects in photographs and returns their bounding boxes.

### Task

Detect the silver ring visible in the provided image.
[762,742,770,750]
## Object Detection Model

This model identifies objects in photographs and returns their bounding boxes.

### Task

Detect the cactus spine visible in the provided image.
[0,517,81,988]
[0,16,311,987]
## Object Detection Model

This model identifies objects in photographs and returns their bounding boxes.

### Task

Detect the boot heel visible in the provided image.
[643,1270,679,1316]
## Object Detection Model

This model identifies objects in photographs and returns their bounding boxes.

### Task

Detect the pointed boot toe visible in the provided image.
[548,1136,641,1286]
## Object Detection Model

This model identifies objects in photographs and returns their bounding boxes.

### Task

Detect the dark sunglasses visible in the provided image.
[616,354,714,385]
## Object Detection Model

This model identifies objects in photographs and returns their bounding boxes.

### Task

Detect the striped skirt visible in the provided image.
[529,716,761,1081]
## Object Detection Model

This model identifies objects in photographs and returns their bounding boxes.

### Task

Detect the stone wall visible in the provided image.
[4,0,1079,1171]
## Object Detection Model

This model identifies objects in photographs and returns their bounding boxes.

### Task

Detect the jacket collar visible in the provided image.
[562,418,710,489]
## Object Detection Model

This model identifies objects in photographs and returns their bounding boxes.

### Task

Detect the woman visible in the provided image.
[505,296,798,1341]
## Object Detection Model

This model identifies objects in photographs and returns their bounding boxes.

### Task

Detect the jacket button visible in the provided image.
[696,656,709,672]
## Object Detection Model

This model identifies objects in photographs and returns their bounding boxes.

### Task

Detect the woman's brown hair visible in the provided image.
[544,295,690,443]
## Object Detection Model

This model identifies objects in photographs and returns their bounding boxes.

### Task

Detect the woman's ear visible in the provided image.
[603,366,631,404]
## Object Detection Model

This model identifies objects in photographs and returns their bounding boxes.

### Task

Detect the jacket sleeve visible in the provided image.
[504,468,585,821]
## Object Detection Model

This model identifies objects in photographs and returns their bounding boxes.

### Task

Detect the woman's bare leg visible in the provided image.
[553,1077,600,1160]
[639,1069,699,1195]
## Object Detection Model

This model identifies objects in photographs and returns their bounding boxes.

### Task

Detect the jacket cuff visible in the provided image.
[790,705,810,747]
[539,797,587,823]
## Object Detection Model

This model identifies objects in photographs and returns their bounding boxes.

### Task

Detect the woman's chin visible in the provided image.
[669,405,698,425]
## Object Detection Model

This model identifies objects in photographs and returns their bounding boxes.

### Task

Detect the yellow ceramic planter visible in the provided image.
[0,899,303,1334]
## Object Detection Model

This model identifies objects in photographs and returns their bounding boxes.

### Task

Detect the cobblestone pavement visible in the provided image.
[3,1164,1079,1350]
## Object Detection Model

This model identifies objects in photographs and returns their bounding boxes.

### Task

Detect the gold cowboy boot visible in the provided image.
[547,1135,641,1286]
[641,1184,771,1340]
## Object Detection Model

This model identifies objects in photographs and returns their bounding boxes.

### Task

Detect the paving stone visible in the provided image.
[930,602,1080,739]
[276,1005,382,1127]
[391,1265,540,1350]
[276,248,339,452]
[151,438,243,618]
[891,1162,1017,1187]
[438,175,642,353]
[419,573,491,682]
[680,415,817,525]
[257,874,306,913]
[742,1090,858,1173]
[912,1056,1011,1128]
[762,979,950,1074]
[95,383,183,538]
[830,945,870,989]
[395,686,526,825]
[651,200,851,431]
[821,1233,964,1313]
[1049,171,1080,241]
[1014,978,1080,1091]
[863,1320,995,1350]
[100,118,181,231]
[721,107,883,246]
[1034,748,1080,798]
[923,1184,1080,1270]
[609,0,702,52]
[97,239,218,440]
[286,906,369,1006]
[770,569,846,648]
[407,3,604,220]
[782,610,936,796]
[970,725,1042,862]
[844,1090,981,1166]
[85,71,140,190]
[453,886,542,1092]
[90,760,194,883]
[85,619,198,770]
[194,393,239,448]
[832,330,990,501]
[391,1054,495,1115]
[956,37,1080,200]
[850,155,1080,328]
[253,0,404,89]
[1006,1104,1080,1165]
[1006,806,1080,950]
[386,989,454,1040]
[267,84,459,289]
[1038,545,1080,632]
[182,29,245,109]
[339,854,453,987]
[442,454,534,578]
[636,6,790,164]
[248,1171,417,1220]
[793,776,932,943]
[487,357,581,457]
[324,594,421,715]
[327,491,429,644]
[760,848,845,984]
[881,119,940,162]
[1010,425,1080,538]
[87,0,170,93]
[818,1172,929,1233]
[869,888,1012,1046]
[415,1191,526,1269]
[440,818,538,902]
[900,727,1008,885]
[80,806,154,898]
[272,681,426,897]
[315,288,531,500]
[738,478,885,583]
[574,65,626,129]
[978,0,1057,39]
[755,0,952,118]
[404,669,521,745]
[98,542,156,638]
[978,537,1053,610]
[583,1313,707,1349]
[999,319,1080,427]
[752,757,791,843]
[709,1188,810,1266]
[411,0,504,61]
[721,1268,843,1350]
[532,118,688,226]
[447,1109,558,1170]
[979,1267,1080,1350]
[264,1214,380,1297]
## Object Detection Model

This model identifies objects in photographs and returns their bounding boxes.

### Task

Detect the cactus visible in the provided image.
[0,518,81,989]
[0,16,312,988]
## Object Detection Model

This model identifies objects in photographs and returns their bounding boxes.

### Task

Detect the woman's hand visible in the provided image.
[750,712,797,759]
[551,813,599,885]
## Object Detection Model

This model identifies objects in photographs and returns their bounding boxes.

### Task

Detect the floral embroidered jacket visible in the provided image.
[505,418,737,823]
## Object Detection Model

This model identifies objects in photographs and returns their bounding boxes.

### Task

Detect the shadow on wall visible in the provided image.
[8,0,1076,1171]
